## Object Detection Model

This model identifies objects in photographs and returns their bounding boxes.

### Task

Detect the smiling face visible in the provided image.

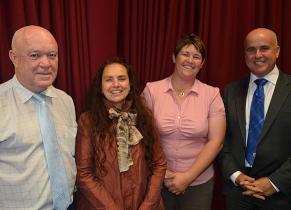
[101,63,130,109]
[173,44,204,80]
[244,28,280,77]
[9,26,58,93]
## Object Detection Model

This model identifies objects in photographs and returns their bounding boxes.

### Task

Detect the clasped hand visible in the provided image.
[164,170,192,195]
[236,174,276,200]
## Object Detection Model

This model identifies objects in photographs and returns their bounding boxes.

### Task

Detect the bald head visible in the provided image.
[11,25,57,53]
[244,28,278,48]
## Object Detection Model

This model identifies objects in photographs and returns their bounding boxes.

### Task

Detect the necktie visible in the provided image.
[245,78,268,166]
[34,94,71,210]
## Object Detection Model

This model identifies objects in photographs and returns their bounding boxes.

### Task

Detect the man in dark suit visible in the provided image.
[219,28,291,210]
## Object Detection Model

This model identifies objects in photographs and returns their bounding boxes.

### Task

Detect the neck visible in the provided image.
[171,74,195,92]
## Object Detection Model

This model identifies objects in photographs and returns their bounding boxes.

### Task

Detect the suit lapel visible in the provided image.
[235,79,249,141]
[260,72,291,140]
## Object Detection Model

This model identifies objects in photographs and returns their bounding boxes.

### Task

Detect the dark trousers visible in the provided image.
[162,178,214,210]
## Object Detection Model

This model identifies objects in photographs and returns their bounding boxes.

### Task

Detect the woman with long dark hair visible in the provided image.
[75,57,166,210]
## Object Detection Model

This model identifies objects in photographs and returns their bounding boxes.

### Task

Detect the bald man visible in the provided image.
[219,28,291,209]
[0,25,77,209]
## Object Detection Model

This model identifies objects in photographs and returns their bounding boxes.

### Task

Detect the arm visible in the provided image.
[219,125,257,191]
[165,115,226,193]
[75,114,120,210]
[139,130,166,210]
[217,83,252,182]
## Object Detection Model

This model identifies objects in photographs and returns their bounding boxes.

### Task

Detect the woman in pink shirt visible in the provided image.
[142,34,226,210]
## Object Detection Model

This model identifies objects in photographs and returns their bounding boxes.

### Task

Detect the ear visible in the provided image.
[201,59,206,68]
[9,50,18,67]
[172,54,176,64]
[275,46,280,58]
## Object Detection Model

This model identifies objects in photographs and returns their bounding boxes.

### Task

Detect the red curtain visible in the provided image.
[1,1,291,209]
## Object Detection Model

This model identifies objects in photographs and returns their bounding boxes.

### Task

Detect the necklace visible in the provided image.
[177,90,185,97]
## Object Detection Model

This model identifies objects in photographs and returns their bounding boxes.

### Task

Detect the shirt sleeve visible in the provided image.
[209,88,225,118]
[142,83,154,110]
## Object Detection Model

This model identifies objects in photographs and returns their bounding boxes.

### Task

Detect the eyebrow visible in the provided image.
[180,51,202,55]
[103,75,128,78]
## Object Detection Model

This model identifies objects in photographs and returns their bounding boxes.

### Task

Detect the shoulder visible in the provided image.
[145,77,169,91]
[224,78,249,94]
[79,111,90,121]
[196,79,221,97]
[143,77,170,100]
[50,87,76,121]
[0,79,14,108]
[78,112,91,125]
[0,79,13,96]
[278,71,291,84]
[50,86,75,108]
[51,86,73,101]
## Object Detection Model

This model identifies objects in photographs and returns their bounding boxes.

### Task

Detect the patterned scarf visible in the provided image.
[109,107,143,172]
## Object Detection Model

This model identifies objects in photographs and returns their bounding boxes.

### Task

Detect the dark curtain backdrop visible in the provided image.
[1,1,290,209]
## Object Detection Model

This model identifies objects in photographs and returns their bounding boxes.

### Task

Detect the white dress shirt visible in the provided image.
[0,75,77,210]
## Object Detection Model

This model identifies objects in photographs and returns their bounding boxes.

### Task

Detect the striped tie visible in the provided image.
[245,78,268,166]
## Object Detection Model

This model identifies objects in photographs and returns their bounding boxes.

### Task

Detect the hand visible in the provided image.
[164,170,175,189]
[164,170,192,195]
[242,177,276,200]
[235,173,255,190]
[164,170,175,179]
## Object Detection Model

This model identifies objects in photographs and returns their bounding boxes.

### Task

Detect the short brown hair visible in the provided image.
[174,33,206,62]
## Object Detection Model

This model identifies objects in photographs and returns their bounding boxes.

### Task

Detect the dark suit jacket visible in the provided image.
[219,71,291,206]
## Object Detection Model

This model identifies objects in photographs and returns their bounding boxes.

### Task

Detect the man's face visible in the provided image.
[244,30,280,77]
[10,29,58,92]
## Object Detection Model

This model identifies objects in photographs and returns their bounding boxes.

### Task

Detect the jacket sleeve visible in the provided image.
[269,157,291,195]
[217,85,242,180]
[138,133,166,210]
[75,113,121,210]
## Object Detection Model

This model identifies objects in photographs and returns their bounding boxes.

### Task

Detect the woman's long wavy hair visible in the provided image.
[87,57,158,180]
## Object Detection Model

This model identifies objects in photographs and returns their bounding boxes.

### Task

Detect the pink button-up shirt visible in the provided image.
[143,76,225,185]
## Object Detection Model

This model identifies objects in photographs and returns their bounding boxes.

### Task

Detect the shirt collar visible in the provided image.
[250,65,279,86]
[12,75,57,103]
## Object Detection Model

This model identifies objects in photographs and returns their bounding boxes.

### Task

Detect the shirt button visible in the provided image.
[178,116,180,119]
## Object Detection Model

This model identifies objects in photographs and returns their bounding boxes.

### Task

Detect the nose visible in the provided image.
[186,56,194,63]
[39,55,51,67]
[255,49,263,58]
[112,79,120,87]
